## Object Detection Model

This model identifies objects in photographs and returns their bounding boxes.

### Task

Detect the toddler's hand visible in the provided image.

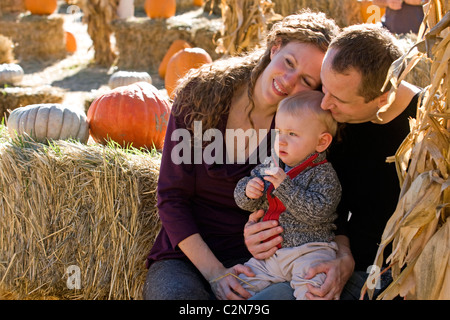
[246,177,264,199]
[263,167,286,189]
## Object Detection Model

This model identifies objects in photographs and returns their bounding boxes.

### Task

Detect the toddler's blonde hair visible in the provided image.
[278,90,337,137]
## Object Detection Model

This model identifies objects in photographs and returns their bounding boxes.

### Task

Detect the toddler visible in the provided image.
[234,90,341,300]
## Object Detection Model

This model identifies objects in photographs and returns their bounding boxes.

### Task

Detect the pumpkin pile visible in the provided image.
[0,63,24,85]
[158,39,192,79]
[108,70,152,89]
[144,0,176,19]
[87,82,171,150]
[25,0,57,15]
[7,103,90,144]
[165,47,212,98]
[65,31,77,54]
[6,82,171,152]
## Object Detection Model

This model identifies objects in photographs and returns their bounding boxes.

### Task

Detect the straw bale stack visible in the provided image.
[134,0,146,8]
[272,0,362,27]
[0,127,161,300]
[176,0,199,12]
[0,0,25,14]
[0,13,66,61]
[364,1,449,300]
[111,13,222,73]
[0,86,64,121]
[134,0,195,12]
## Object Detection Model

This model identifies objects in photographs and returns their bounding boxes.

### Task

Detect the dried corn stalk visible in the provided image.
[215,0,281,55]
[76,0,118,66]
[204,0,222,15]
[365,0,450,300]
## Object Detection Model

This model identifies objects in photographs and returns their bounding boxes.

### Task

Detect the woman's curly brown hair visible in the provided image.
[172,9,340,134]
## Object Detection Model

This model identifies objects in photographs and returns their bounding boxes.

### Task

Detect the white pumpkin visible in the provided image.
[0,63,24,85]
[108,71,152,89]
[7,103,90,143]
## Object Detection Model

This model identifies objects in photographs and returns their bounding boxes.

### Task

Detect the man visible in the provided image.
[244,23,422,300]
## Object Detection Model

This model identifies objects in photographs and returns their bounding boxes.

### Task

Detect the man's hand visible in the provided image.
[244,209,283,260]
[304,236,355,300]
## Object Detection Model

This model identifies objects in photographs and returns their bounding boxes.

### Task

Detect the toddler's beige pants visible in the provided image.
[239,241,338,300]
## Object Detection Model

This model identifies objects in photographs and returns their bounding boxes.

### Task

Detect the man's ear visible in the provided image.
[316,132,333,153]
[374,90,392,122]
[377,91,390,108]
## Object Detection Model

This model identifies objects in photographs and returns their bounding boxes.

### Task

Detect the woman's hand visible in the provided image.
[178,233,256,300]
[303,235,355,300]
[244,209,283,260]
[210,264,255,300]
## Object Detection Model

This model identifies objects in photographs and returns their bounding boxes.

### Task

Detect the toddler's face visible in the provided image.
[274,110,327,167]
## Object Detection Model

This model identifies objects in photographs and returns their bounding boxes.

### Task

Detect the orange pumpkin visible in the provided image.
[25,0,57,15]
[158,39,192,79]
[193,0,204,6]
[144,0,176,19]
[65,31,77,53]
[87,82,171,150]
[165,47,212,98]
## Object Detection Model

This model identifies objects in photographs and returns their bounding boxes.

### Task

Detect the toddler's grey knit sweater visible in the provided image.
[234,152,341,248]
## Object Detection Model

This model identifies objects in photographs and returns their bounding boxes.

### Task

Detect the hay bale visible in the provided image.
[0,85,65,121]
[273,0,363,27]
[134,0,146,8]
[0,128,161,300]
[0,35,15,63]
[134,0,200,12]
[0,0,25,14]
[111,12,222,74]
[0,13,67,61]
[176,0,198,12]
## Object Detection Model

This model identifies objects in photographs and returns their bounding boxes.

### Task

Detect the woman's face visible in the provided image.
[255,41,325,108]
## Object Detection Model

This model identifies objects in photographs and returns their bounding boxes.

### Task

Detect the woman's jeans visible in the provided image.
[143,258,391,300]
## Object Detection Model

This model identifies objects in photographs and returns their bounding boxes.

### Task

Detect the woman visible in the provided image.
[143,10,340,300]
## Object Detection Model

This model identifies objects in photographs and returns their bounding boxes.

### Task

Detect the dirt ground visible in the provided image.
[17,2,167,114]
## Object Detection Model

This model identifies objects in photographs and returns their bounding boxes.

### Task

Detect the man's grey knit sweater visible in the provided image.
[234,152,341,248]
